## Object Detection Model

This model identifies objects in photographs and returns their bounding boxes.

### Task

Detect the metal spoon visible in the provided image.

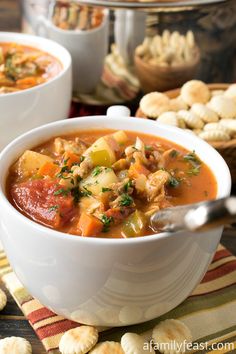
[150,197,236,233]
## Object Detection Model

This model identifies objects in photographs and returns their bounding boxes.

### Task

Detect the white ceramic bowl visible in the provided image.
[0,32,72,151]
[0,111,231,327]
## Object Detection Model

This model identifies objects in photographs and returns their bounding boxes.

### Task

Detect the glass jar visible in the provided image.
[21,0,236,103]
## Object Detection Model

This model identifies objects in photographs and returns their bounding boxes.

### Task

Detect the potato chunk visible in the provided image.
[80,167,118,196]
[112,131,128,145]
[84,131,128,165]
[12,150,53,177]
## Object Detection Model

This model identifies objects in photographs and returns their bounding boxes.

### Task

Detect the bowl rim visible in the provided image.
[0,115,232,245]
[0,31,72,98]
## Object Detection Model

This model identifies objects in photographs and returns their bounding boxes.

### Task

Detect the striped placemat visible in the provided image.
[0,244,236,353]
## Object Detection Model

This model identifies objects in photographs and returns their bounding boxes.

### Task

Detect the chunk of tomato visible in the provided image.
[11,179,75,229]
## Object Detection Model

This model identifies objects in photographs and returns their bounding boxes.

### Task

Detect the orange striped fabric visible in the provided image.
[1,245,236,353]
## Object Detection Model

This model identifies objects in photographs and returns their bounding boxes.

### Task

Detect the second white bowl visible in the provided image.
[0,32,72,151]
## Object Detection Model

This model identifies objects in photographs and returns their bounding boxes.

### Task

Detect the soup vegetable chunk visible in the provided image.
[8,130,217,238]
[0,43,62,94]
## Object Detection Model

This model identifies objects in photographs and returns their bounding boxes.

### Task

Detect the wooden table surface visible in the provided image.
[0,1,236,353]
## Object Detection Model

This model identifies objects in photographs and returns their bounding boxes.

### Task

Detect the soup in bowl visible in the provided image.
[0,113,231,326]
[0,32,72,150]
[0,42,62,94]
[8,129,217,238]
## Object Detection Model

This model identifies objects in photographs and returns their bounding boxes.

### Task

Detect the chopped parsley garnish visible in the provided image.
[81,186,92,197]
[80,156,85,163]
[124,180,133,192]
[77,175,82,183]
[92,166,102,177]
[63,157,70,165]
[57,165,71,178]
[102,187,112,192]
[54,188,70,196]
[187,167,201,176]
[48,205,59,212]
[170,149,179,158]
[101,214,114,232]
[183,151,200,164]
[183,151,201,176]
[119,194,134,207]
[169,175,180,188]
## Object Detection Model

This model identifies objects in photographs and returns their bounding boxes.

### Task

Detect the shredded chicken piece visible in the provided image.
[133,151,149,165]
[80,196,104,216]
[145,170,170,202]
[125,145,137,158]
[134,174,147,194]
[54,137,87,155]
[110,178,134,196]
[71,157,93,179]
[110,194,135,209]
[149,150,165,169]
[125,138,164,170]
[162,148,177,168]
[125,138,149,166]
[112,158,128,171]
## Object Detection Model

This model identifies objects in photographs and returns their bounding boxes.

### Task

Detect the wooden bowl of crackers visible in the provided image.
[134,31,201,93]
[136,80,236,182]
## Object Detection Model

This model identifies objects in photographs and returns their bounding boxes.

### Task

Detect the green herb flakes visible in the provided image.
[169,175,180,188]
[101,215,114,232]
[102,187,112,193]
[119,194,134,207]
[170,149,179,158]
[92,166,102,177]
[48,205,59,212]
[53,188,70,196]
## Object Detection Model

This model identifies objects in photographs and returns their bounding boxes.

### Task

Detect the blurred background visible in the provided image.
[1,0,236,109]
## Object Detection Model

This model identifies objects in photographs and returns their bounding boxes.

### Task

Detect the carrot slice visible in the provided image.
[63,151,80,168]
[78,212,103,237]
[16,77,39,89]
[38,162,60,178]
[128,162,150,179]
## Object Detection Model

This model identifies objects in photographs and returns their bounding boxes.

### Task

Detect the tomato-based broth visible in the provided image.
[7,129,217,238]
[0,42,62,94]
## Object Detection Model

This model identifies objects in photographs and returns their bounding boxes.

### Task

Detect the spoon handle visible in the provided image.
[150,197,236,233]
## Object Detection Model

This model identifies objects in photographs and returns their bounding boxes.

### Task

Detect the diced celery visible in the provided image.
[121,210,147,238]
[84,137,116,164]
[90,149,111,167]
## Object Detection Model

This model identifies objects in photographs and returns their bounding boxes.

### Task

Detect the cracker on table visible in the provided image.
[59,326,98,354]
[121,332,155,354]
[152,319,192,354]
[0,337,32,354]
